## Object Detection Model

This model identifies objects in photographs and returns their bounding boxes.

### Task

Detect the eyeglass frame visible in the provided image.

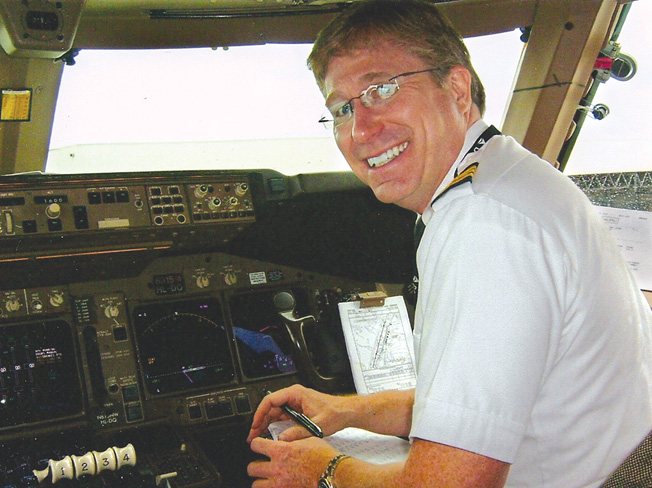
[318,67,444,129]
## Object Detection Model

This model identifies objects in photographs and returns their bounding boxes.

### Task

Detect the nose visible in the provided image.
[350,101,382,144]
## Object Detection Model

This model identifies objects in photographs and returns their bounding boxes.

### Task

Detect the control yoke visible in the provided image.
[273,291,340,392]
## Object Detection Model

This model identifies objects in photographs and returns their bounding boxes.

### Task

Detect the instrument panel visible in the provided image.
[0,170,370,488]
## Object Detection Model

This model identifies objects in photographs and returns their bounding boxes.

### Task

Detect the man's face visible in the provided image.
[322,42,475,213]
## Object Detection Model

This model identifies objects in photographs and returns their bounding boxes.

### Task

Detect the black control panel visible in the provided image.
[0,170,372,488]
[0,177,254,236]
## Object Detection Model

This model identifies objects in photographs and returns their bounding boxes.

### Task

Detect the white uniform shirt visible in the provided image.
[410,121,652,487]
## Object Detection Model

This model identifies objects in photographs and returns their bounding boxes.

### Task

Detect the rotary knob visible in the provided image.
[5,298,21,312]
[46,203,61,219]
[196,275,210,289]
[224,271,238,286]
[194,184,209,198]
[49,292,65,307]
[105,304,120,318]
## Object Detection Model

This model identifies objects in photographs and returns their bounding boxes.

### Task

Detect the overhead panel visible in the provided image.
[73,0,538,49]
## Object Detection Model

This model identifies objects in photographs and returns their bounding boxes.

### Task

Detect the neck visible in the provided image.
[467,104,482,130]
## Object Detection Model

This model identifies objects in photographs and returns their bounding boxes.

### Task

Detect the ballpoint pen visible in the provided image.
[263,390,324,438]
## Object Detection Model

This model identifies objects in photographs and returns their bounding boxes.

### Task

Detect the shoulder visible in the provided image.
[454,135,596,234]
[472,135,587,210]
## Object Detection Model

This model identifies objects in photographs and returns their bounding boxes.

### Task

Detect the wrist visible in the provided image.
[318,454,350,488]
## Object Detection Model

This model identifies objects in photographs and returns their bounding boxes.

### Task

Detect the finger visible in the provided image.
[251,478,272,488]
[250,395,275,430]
[251,471,276,488]
[248,405,290,442]
[248,459,273,479]
[250,436,279,456]
[277,424,314,442]
[249,387,305,441]
[251,390,299,430]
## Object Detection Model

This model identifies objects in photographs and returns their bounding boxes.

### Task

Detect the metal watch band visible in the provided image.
[318,454,350,488]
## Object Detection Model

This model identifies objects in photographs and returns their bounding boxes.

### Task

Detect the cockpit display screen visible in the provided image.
[0,319,83,430]
[132,299,236,396]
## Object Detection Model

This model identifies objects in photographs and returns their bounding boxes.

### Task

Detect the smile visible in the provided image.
[367,142,409,168]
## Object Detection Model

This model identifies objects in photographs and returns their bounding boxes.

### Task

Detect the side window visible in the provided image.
[563,1,649,175]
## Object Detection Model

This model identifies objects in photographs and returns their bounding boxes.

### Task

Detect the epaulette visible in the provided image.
[432,161,479,204]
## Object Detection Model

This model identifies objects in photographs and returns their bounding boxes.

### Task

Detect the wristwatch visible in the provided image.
[318,454,350,488]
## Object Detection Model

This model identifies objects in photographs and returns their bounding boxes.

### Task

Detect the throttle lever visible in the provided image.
[273,291,340,392]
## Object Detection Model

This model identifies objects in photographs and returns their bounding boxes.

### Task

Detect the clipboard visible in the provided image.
[337,292,417,395]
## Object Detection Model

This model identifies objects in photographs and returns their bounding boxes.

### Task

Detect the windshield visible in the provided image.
[46,1,651,177]
[46,31,523,175]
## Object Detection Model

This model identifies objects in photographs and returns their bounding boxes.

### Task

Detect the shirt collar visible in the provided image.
[421,119,489,225]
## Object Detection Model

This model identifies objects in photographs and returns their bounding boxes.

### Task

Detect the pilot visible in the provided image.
[247,1,652,487]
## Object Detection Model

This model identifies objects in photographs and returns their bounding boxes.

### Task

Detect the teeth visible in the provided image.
[367,142,408,168]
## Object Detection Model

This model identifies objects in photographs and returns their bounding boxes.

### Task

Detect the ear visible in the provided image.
[446,66,474,114]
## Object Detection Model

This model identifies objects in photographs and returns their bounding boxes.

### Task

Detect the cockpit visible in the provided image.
[0,1,649,487]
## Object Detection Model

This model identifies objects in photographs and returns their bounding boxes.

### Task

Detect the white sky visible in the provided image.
[48,0,650,176]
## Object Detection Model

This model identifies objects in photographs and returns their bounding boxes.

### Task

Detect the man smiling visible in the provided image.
[247,1,652,487]
[322,47,476,213]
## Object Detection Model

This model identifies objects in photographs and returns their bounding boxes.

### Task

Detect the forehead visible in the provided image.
[322,42,428,103]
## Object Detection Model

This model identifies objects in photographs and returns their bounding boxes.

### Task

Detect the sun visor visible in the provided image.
[0,0,85,58]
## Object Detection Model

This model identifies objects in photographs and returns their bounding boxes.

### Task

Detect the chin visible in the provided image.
[371,187,404,206]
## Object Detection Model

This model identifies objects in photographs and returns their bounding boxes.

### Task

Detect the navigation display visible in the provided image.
[228,290,303,379]
[132,299,236,395]
[0,319,83,429]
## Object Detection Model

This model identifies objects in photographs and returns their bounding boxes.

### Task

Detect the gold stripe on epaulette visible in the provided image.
[434,162,479,203]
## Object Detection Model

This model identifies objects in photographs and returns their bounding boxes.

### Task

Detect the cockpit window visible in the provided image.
[46,32,523,175]
[44,0,651,178]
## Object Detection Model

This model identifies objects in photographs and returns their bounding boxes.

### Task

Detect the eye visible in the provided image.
[333,101,353,120]
[376,83,397,100]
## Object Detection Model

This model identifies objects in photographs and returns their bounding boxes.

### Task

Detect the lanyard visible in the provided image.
[453,124,501,177]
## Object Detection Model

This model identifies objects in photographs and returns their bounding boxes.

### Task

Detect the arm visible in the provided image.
[335,439,509,488]
[247,384,414,442]
[248,436,509,488]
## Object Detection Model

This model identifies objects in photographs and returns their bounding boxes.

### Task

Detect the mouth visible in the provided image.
[367,142,409,168]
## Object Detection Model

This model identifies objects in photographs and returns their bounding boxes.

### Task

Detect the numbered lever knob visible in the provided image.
[71,452,97,478]
[49,457,74,483]
[34,443,136,484]
[115,443,137,469]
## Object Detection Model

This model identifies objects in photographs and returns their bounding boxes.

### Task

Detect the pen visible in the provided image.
[263,389,323,438]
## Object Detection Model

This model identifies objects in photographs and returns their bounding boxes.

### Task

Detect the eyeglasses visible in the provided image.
[319,68,441,130]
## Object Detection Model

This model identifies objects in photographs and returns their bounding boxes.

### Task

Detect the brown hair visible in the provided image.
[308,0,486,115]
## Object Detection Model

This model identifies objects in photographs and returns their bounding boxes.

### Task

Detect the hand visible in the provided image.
[248,436,340,488]
[247,384,355,442]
